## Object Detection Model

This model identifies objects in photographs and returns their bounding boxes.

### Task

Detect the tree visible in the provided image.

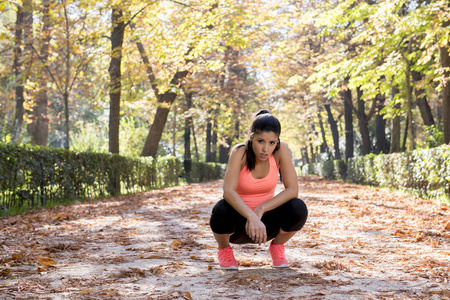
[324,103,341,160]
[28,0,50,146]
[108,7,125,154]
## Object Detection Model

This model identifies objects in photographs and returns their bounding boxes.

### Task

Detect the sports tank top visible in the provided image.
[235,154,278,210]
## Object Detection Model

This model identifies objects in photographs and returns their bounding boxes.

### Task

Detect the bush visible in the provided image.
[191,162,226,182]
[347,145,450,202]
[302,145,450,203]
[0,144,182,212]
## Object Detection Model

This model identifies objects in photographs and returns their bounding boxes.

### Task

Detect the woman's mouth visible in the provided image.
[260,154,268,159]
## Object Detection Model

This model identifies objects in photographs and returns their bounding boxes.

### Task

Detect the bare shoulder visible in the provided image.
[274,141,291,159]
[228,145,246,168]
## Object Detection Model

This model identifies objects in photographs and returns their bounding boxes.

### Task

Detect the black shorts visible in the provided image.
[209,198,308,244]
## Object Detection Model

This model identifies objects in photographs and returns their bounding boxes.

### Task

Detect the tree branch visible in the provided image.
[28,43,63,95]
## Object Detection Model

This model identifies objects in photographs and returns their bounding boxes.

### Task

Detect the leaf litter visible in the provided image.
[0,176,449,299]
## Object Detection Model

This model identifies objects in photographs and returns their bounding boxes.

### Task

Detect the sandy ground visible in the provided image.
[0,176,449,299]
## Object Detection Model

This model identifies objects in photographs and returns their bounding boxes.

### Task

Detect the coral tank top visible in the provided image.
[235,154,279,210]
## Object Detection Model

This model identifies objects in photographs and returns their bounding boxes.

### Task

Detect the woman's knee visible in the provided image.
[285,198,308,219]
[281,198,308,231]
[210,199,237,234]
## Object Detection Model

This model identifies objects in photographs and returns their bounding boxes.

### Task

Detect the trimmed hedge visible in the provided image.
[301,159,346,180]
[0,144,225,212]
[191,162,226,183]
[302,145,450,201]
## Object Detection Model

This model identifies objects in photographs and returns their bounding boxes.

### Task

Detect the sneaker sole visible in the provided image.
[272,264,290,268]
[220,265,238,270]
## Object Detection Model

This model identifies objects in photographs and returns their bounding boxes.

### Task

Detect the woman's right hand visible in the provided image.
[245,213,267,245]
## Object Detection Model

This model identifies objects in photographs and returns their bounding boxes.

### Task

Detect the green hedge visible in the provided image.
[191,162,226,183]
[302,145,450,202]
[301,159,345,180]
[0,144,184,211]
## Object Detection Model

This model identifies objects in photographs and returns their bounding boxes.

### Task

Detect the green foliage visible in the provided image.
[191,162,226,183]
[303,145,450,203]
[347,145,450,202]
[424,125,444,148]
[0,143,182,214]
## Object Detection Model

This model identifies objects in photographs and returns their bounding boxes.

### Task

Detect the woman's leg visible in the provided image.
[210,199,244,247]
[272,229,298,245]
[263,198,308,245]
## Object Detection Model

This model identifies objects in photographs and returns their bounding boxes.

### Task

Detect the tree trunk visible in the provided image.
[211,121,217,162]
[219,142,230,163]
[108,8,125,154]
[29,0,49,146]
[301,147,309,165]
[206,118,212,162]
[441,21,450,143]
[356,87,372,155]
[390,87,401,153]
[132,23,190,157]
[402,115,409,152]
[172,104,177,156]
[341,83,354,161]
[317,110,328,155]
[63,92,70,149]
[12,5,24,143]
[324,104,341,160]
[405,57,415,151]
[412,71,435,127]
[191,118,199,162]
[375,94,388,154]
[184,93,192,183]
[141,92,177,157]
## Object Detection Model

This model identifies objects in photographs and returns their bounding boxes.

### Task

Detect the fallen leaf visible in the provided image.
[0,269,11,277]
[170,240,184,247]
[11,253,23,261]
[37,256,57,267]
[79,288,93,294]
[138,254,167,259]
[171,283,182,288]
[444,222,450,231]
[184,292,192,299]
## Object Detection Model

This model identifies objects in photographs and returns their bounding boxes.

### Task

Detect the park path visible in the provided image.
[0,176,449,300]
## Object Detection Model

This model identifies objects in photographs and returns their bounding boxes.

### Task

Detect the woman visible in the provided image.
[209,109,308,270]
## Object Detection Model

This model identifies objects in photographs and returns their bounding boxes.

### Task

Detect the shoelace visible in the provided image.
[223,249,234,261]
[274,245,285,259]
[221,250,233,261]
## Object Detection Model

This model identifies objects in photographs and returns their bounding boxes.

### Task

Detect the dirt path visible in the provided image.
[1,176,449,299]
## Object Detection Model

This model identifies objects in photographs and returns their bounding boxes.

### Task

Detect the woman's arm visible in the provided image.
[254,142,299,217]
[222,146,254,219]
[223,146,267,244]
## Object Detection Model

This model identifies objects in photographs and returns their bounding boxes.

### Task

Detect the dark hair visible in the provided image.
[239,109,281,171]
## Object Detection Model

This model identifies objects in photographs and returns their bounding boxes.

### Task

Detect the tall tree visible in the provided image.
[28,0,50,146]
[375,94,388,154]
[390,87,401,153]
[441,20,450,143]
[108,7,125,154]
[341,86,354,161]
[12,1,24,143]
[412,71,435,127]
[324,103,341,160]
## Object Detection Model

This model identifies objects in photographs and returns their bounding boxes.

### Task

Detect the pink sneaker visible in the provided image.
[218,247,238,270]
[269,241,290,268]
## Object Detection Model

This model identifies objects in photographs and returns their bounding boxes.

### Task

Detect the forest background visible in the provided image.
[1,0,450,167]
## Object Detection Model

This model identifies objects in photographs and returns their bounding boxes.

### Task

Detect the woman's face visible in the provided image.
[251,131,279,162]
